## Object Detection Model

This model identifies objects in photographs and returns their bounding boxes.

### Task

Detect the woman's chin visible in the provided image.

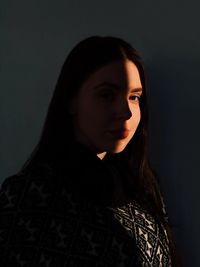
[106,142,128,154]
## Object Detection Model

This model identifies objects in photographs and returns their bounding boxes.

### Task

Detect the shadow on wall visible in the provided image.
[146,58,200,267]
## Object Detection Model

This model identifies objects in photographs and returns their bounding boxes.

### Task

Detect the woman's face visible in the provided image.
[70,59,142,158]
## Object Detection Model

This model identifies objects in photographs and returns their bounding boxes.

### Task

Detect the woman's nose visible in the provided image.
[115,100,132,120]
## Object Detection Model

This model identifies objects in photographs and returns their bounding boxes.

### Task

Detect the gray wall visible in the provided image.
[1,0,199,265]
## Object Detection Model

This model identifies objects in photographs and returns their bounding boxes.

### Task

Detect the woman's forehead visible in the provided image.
[81,60,142,92]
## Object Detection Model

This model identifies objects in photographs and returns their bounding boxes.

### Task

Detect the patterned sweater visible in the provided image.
[0,144,171,266]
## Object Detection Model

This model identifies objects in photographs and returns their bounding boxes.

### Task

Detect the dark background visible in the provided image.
[1,0,199,266]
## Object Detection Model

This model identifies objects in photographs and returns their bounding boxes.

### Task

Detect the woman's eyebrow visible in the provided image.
[94,82,143,92]
[94,82,120,90]
[130,88,143,93]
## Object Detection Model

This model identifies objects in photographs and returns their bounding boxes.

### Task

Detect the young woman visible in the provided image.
[0,36,181,266]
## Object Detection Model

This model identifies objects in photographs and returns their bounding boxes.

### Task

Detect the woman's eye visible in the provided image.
[99,91,115,100]
[129,95,140,102]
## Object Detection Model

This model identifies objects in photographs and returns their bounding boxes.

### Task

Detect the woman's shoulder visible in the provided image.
[0,162,74,213]
[0,162,56,193]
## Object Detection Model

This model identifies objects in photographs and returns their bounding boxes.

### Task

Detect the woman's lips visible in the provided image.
[109,129,130,139]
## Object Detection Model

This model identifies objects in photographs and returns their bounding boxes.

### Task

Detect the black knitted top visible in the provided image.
[0,142,171,266]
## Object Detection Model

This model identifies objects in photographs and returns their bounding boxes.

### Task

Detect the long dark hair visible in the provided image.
[21,35,181,266]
